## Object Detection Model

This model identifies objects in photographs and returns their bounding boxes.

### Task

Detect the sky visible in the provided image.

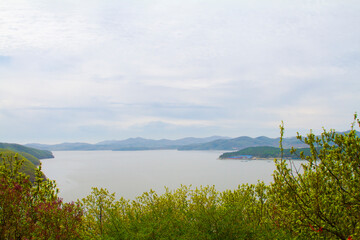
[0,0,359,144]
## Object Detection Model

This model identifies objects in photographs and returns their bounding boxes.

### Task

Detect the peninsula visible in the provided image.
[219,146,312,160]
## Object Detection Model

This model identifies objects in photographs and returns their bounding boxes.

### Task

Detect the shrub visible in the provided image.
[0,152,83,239]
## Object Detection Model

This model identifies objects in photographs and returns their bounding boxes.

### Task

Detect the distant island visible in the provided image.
[219,146,312,160]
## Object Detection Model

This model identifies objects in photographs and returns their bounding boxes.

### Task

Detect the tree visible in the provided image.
[0,152,83,239]
[79,187,119,239]
[270,115,360,239]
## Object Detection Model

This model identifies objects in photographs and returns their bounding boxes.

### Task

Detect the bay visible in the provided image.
[41,150,283,202]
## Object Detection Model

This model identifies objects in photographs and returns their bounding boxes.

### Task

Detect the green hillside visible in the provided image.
[219,146,312,159]
[0,149,38,182]
[18,152,41,166]
[0,142,53,160]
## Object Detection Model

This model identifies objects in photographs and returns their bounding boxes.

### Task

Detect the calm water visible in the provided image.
[41,150,283,202]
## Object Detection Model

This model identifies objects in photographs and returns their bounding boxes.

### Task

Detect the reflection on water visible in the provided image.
[41,150,302,202]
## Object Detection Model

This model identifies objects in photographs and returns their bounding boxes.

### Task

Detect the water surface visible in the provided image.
[41,150,283,202]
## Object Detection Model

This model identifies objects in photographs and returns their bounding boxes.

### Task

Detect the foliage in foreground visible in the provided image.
[80,116,360,240]
[79,184,292,239]
[270,117,360,240]
[0,149,39,182]
[0,152,83,239]
[1,116,359,239]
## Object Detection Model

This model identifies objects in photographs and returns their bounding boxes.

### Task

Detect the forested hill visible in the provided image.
[178,136,307,150]
[0,143,52,181]
[0,143,54,160]
[178,131,360,150]
[219,146,312,159]
[0,149,40,182]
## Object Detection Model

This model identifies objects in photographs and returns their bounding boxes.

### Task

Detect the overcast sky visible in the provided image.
[0,0,359,144]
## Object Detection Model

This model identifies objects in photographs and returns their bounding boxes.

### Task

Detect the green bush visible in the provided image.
[0,152,83,239]
[270,116,360,239]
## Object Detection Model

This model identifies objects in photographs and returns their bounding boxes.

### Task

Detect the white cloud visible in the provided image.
[0,0,359,143]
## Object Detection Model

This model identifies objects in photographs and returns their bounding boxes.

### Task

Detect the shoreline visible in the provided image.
[219,157,304,161]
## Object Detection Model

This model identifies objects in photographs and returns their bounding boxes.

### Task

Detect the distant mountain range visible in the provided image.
[177,136,307,150]
[25,135,307,151]
[26,136,231,151]
[177,131,360,150]
[26,131,359,151]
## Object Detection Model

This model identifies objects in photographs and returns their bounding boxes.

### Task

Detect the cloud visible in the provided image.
[0,0,359,143]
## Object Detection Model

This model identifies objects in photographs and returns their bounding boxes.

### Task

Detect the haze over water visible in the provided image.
[40,150,291,202]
